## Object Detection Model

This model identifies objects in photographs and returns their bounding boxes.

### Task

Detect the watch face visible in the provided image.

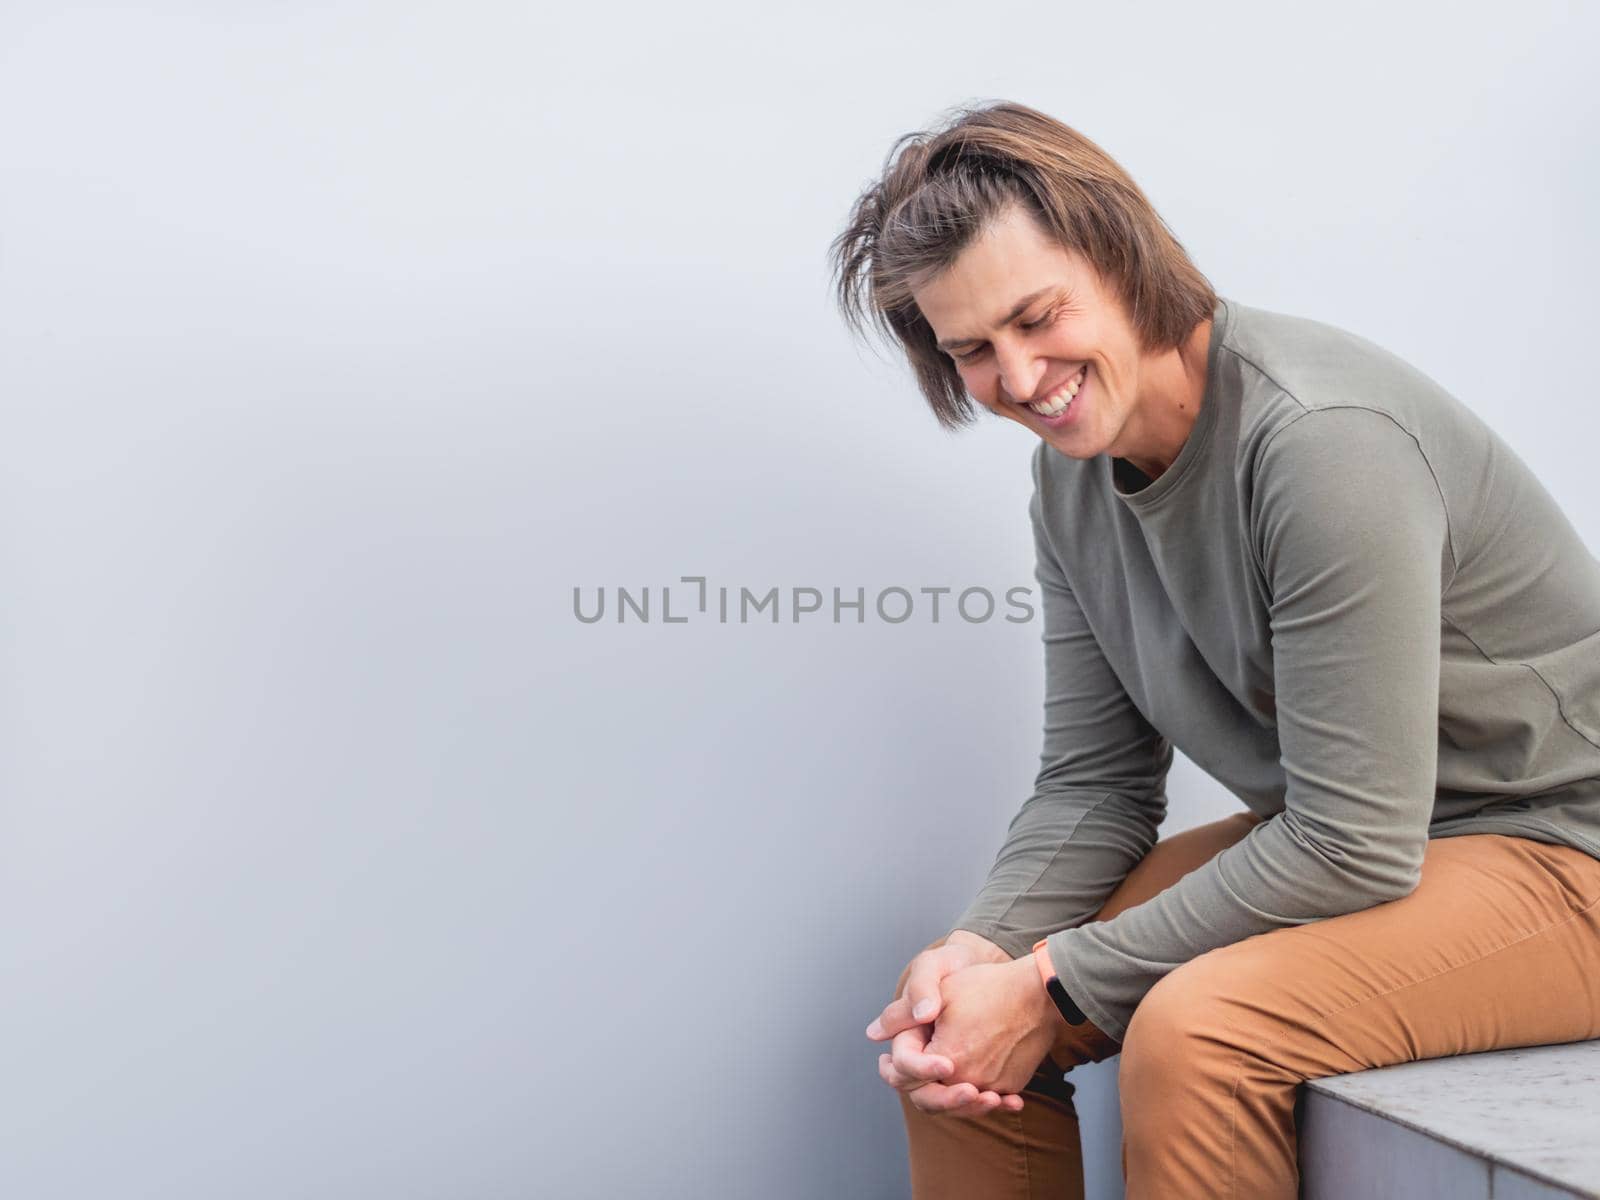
[1046,976,1090,1026]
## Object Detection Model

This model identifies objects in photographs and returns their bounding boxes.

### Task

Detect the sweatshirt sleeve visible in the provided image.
[1043,406,1453,1041]
[949,445,1175,958]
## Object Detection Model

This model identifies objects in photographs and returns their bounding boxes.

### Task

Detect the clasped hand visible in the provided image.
[864,931,1069,1118]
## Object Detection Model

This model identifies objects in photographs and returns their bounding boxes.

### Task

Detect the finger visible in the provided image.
[875,941,974,1039]
[908,1081,1009,1120]
[878,1048,929,1091]
[878,1052,907,1089]
[951,1090,1009,1120]
[877,1051,942,1093]
[894,936,948,1001]
[906,1079,1025,1119]
[944,1088,1023,1120]
[867,994,916,1041]
[879,1051,922,1091]
[907,1080,982,1114]
[889,1027,954,1084]
[900,958,948,1029]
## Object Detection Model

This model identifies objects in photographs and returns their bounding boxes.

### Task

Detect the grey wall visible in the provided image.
[0,3,1594,1197]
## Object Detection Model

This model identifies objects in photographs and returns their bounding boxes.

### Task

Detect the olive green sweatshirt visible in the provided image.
[951,296,1600,1043]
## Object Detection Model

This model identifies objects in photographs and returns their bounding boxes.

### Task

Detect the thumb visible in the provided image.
[870,944,971,1040]
[903,952,957,1025]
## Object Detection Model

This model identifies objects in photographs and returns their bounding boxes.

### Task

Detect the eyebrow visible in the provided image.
[934,287,1059,352]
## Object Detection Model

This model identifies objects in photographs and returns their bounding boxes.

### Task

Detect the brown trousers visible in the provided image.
[896,812,1600,1198]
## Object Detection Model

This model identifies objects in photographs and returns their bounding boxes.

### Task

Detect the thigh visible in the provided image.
[1094,811,1264,921]
[1133,833,1600,1079]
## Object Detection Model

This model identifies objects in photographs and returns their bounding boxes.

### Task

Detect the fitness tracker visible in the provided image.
[1032,937,1090,1026]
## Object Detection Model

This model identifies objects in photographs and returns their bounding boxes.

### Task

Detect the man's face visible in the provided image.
[911,204,1145,462]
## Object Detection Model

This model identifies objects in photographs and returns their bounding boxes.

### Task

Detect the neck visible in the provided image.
[1122,317,1212,481]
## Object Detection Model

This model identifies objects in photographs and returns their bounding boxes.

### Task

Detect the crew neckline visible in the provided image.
[1109,296,1231,510]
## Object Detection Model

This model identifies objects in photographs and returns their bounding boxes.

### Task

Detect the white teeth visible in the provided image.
[1028,365,1087,416]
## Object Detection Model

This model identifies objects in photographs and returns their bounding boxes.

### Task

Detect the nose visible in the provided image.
[993,341,1045,407]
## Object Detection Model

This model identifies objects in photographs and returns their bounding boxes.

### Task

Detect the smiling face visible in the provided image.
[910,203,1167,467]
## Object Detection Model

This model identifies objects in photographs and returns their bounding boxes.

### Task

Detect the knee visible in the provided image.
[898,1083,1084,1199]
[1120,960,1241,1097]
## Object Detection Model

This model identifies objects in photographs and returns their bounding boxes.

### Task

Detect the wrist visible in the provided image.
[1014,955,1065,1035]
[944,928,1011,965]
[1031,937,1089,1028]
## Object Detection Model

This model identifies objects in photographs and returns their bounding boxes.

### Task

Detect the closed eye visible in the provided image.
[952,310,1054,363]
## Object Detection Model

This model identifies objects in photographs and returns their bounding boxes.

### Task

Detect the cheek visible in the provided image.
[961,368,997,405]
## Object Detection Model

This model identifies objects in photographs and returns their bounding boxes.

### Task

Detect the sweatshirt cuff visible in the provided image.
[1044,929,1129,1043]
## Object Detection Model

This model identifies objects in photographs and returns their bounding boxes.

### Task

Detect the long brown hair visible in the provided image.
[829,100,1217,429]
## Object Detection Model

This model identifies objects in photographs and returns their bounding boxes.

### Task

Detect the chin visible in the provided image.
[1043,431,1096,460]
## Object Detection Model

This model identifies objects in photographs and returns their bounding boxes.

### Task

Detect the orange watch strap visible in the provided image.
[1032,937,1056,989]
[1033,936,1093,1029]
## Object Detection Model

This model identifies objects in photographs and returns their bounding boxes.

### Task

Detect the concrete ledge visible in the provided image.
[1299,1041,1600,1199]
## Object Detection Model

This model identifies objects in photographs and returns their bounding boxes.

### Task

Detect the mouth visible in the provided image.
[1025,364,1088,425]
